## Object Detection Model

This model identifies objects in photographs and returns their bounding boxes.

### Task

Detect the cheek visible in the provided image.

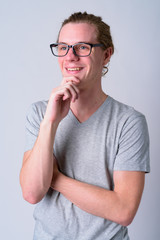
[58,59,63,70]
[85,58,93,71]
[88,58,98,73]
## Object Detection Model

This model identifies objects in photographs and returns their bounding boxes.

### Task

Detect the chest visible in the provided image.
[53,114,121,189]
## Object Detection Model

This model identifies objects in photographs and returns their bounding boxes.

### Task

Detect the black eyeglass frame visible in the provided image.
[50,42,104,57]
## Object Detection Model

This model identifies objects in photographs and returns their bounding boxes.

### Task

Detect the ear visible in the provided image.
[103,47,113,65]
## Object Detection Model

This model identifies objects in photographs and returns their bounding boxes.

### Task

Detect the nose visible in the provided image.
[65,46,79,61]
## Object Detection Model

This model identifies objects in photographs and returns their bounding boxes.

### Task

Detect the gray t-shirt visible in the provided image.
[25,96,150,240]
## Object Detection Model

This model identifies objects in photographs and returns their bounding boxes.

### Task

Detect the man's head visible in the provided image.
[57,12,114,76]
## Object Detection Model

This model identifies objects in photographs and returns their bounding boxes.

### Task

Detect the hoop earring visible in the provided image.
[102,61,110,76]
[106,60,110,69]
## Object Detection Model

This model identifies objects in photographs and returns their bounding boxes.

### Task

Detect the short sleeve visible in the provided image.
[114,113,150,173]
[24,102,46,152]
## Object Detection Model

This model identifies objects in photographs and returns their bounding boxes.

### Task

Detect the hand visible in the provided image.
[44,76,80,124]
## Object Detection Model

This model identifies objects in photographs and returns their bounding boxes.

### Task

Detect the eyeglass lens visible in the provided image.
[53,43,91,56]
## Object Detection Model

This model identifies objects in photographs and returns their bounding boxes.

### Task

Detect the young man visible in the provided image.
[20,12,150,239]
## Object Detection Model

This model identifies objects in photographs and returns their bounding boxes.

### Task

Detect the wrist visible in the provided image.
[39,118,59,143]
[51,171,66,192]
[41,117,59,131]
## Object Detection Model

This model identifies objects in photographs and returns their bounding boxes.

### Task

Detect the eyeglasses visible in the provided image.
[50,42,104,57]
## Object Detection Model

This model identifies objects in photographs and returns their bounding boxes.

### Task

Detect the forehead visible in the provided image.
[58,22,98,44]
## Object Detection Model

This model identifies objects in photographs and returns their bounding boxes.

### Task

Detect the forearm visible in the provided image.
[51,173,126,225]
[20,119,58,204]
[51,171,144,226]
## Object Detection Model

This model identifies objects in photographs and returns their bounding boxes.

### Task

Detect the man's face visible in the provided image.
[58,22,108,90]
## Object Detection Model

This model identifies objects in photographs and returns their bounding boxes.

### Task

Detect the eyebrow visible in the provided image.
[58,41,90,45]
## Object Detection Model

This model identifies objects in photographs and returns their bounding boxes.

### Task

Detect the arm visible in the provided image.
[20,77,80,204]
[51,163,145,226]
[20,121,57,204]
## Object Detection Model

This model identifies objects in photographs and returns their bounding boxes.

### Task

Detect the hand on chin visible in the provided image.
[61,75,80,86]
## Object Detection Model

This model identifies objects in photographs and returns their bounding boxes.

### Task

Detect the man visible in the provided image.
[20,12,150,239]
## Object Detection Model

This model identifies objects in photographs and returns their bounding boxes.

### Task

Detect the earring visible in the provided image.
[102,61,110,76]
[106,60,110,68]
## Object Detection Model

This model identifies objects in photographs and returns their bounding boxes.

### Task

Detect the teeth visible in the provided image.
[67,68,81,71]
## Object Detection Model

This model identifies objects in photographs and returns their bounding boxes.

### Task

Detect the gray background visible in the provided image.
[1,0,159,239]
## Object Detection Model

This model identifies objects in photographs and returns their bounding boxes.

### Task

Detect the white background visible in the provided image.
[1,0,160,239]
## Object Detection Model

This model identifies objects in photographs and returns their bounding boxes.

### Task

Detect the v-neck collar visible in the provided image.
[68,96,111,126]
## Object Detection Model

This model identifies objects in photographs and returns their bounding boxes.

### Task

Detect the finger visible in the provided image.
[62,88,71,101]
[53,87,71,102]
[64,83,79,102]
[61,76,80,86]
[52,83,79,103]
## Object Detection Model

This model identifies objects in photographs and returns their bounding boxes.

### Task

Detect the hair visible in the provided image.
[57,12,114,75]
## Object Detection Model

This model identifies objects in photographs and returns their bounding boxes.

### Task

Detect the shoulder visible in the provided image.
[26,100,48,124]
[27,100,48,115]
[107,96,146,123]
[105,96,149,141]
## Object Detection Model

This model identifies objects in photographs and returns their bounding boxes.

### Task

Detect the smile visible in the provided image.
[66,67,83,71]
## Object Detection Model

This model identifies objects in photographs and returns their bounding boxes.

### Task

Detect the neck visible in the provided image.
[70,85,107,122]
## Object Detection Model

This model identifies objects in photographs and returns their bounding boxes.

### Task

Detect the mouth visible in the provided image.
[65,67,83,73]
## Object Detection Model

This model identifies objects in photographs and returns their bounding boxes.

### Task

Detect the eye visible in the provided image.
[78,44,90,50]
[58,45,67,51]
[80,45,87,50]
[61,46,67,50]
